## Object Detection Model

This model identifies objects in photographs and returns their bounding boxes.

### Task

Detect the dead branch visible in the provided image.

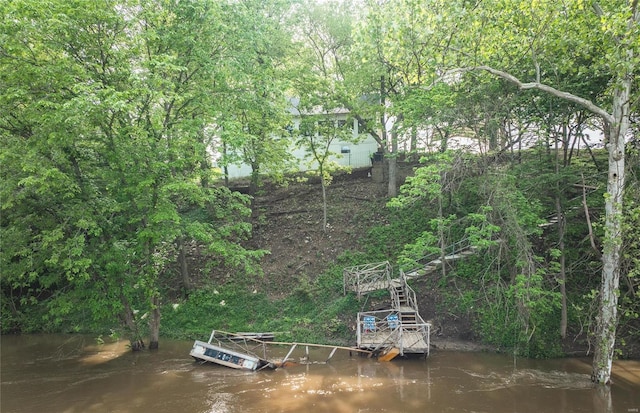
[581,173,601,258]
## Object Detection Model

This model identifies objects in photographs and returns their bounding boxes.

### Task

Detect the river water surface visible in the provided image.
[1,334,639,413]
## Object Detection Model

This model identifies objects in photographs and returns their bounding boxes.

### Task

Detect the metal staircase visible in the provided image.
[344,237,478,359]
[349,266,431,357]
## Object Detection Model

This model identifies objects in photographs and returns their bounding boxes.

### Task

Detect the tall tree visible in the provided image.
[291,0,361,230]
[0,0,265,348]
[445,0,637,384]
[355,0,636,383]
[215,0,296,191]
[354,0,464,195]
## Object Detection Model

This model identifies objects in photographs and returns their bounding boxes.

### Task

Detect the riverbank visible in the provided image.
[238,170,639,360]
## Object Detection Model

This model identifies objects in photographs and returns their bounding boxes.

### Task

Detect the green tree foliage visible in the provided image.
[1,0,638,377]
[0,0,265,347]
[358,0,636,382]
[215,0,297,190]
[290,0,362,230]
[296,115,354,231]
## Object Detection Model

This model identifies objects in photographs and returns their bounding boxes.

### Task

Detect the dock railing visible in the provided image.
[357,309,431,356]
[205,330,270,360]
[357,309,402,352]
[406,321,431,356]
[343,261,392,298]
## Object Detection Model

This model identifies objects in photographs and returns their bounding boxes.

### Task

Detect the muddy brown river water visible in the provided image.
[1,334,639,413]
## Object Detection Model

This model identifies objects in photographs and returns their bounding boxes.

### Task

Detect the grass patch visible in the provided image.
[161,269,360,345]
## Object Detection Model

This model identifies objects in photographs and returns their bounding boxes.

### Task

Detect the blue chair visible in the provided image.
[387,314,399,329]
[363,316,376,333]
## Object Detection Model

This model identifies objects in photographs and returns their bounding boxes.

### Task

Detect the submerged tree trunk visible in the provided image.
[120,295,145,351]
[149,294,161,350]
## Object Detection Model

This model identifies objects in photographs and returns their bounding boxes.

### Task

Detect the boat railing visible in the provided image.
[206,330,270,360]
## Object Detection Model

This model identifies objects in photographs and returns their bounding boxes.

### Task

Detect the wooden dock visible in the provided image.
[344,238,477,359]
[190,330,372,371]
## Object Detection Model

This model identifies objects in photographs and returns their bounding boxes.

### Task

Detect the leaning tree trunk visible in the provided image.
[591,74,629,385]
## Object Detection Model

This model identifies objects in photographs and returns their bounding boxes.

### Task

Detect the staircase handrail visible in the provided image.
[406,280,419,312]
[401,236,474,276]
[389,280,401,309]
[396,270,419,311]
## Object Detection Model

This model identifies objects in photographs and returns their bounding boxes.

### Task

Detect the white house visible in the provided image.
[215,99,380,179]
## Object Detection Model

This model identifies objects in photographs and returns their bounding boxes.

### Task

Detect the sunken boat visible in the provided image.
[189,330,274,371]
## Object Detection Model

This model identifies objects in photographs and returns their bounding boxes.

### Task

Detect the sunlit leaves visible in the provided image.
[0,0,268,338]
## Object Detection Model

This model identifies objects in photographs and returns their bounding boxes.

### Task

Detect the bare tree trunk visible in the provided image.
[556,197,567,338]
[438,194,446,279]
[582,173,601,257]
[321,177,328,232]
[249,161,260,194]
[410,126,418,160]
[554,137,568,338]
[388,113,402,197]
[388,134,398,198]
[591,77,628,384]
[223,141,229,187]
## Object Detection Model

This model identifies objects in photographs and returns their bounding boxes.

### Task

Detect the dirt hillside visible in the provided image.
[244,170,482,350]
[247,170,386,291]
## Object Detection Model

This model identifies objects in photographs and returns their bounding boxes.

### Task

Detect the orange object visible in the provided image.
[378,347,400,362]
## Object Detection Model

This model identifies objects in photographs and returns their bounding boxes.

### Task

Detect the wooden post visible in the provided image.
[283,344,297,362]
[326,347,338,362]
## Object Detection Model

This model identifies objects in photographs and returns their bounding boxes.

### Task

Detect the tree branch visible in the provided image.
[448,66,615,124]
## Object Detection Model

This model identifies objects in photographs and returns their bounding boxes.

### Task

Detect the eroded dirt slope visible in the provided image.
[248,171,388,295]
